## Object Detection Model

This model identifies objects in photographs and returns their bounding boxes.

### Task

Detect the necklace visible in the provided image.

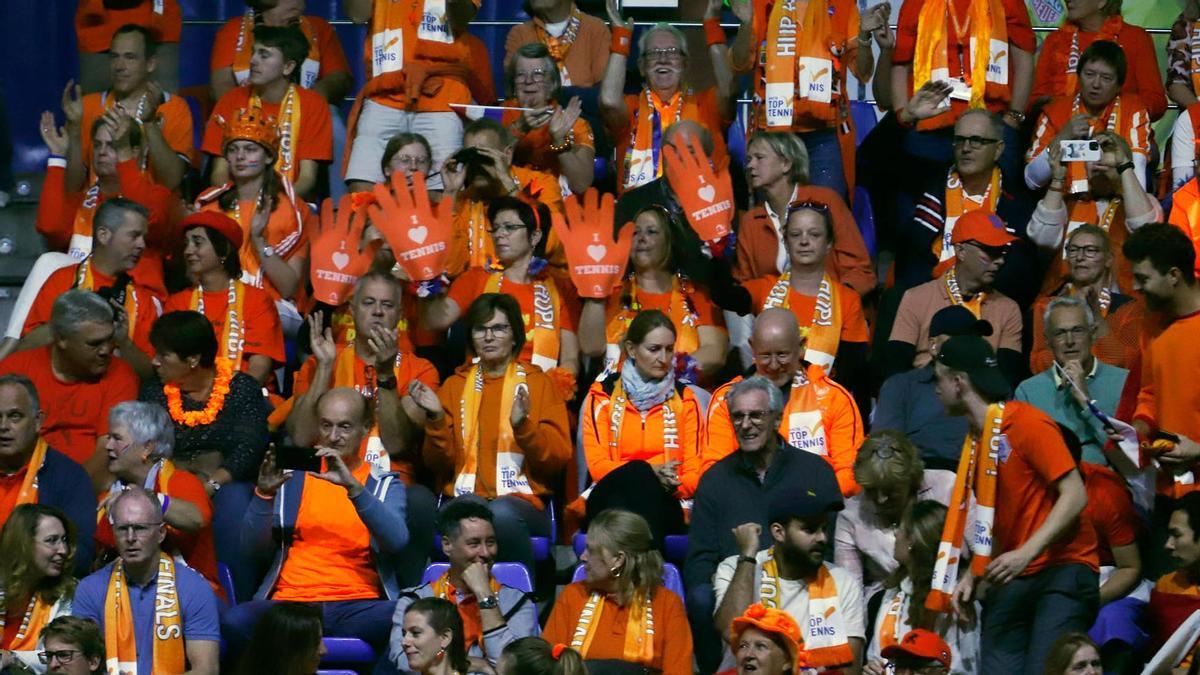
[164,358,234,427]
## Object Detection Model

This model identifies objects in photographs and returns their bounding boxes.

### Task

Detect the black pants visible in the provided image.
[584,460,685,551]
[982,563,1099,673]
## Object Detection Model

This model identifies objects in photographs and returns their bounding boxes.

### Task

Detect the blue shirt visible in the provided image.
[1014,360,1128,465]
[72,559,220,674]
[873,365,970,469]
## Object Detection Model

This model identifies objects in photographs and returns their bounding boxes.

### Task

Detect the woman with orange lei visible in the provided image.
[0,505,77,673]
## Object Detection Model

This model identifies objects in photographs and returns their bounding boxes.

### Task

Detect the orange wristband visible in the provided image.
[611,26,633,56]
[704,18,726,47]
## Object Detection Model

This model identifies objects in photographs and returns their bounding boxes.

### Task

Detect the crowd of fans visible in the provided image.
[2,0,1200,673]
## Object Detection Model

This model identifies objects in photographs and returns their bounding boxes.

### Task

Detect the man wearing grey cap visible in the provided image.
[930,335,1098,673]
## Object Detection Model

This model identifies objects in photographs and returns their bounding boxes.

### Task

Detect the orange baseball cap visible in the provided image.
[730,604,807,670]
[180,211,244,249]
[881,629,952,669]
[949,210,1017,249]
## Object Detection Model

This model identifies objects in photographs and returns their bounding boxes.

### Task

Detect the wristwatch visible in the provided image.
[478,594,500,610]
[260,244,277,258]
[377,372,398,390]
[1115,160,1135,175]
[208,479,223,493]
[737,555,757,566]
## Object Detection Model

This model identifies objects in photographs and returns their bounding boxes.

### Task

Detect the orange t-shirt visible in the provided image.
[209,15,351,85]
[80,92,195,173]
[24,264,160,358]
[273,462,382,602]
[1080,463,1139,567]
[1134,310,1200,498]
[75,0,182,53]
[0,347,139,466]
[447,269,581,365]
[165,284,286,367]
[0,466,30,531]
[502,100,595,178]
[95,468,220,594]
[201,85,333,165]
[543,583,693,675]
[742,276,869,343]
[995,401,1100,576]
[604,283,726,333]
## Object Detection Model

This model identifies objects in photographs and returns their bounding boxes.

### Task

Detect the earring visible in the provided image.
[610,566,622,578]
[436,647,446,660]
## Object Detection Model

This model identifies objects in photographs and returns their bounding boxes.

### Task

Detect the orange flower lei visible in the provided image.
[164,358,234,427]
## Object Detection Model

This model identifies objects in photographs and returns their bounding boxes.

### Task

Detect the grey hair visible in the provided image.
[1044,295,1097,332]
[955,108,1004,141]
[0,374,40,416]
[637,23,688,60]
[108,401,175,460]
[49,289,115,338]
[506,42,562,98]
[727,375,786,416]
[93,196,149,238]
[747,130,810,185]
[109,486,164,525]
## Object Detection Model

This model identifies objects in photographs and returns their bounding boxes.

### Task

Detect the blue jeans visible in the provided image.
[982,563,1099,672]
[799,128,847,199]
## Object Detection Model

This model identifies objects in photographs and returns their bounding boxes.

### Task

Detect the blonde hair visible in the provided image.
[853,431,924,497]
[587,509,663,606]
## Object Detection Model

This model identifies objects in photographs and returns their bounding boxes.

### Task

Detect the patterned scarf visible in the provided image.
[570,591,656,665]
[454,362,534,497]
[104,554,185,675]
[190,280,247,372]
[483,271,562,372]
[761,271,843,371]
[759,548,852,667]
[534,9,582,85]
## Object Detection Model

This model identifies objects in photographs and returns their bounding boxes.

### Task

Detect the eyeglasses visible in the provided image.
[965,241,1009,258]
[730,411,771,426]
[38,534,70,548]
[514,69,549,84]
[39,650,83,665]
[1065,244,1104,259]
[952,135,1001,149]
[391,154,430,168]
[471,324,512,338]
[1049,326,1089,342]
[487,223,526,237]
[113,522,163,538]
[641,47,684,64]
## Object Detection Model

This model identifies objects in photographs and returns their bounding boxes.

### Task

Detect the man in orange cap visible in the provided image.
[881,629,952,675]
[887,210,1024,387]
[728,603,806,675]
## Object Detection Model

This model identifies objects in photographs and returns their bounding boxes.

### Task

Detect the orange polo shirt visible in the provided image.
[273,461,381,602]
[742,276,869,344]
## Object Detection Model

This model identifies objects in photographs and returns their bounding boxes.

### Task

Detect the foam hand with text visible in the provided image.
[368,171,453,282]
[558,188,633,299]
[310,195,379,305]
[664,134,735,246]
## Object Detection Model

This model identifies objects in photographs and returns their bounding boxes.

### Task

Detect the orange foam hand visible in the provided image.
[310,194,378,305]
[558,188,632,299]
[368,171,452,282]
[664,134,735,242]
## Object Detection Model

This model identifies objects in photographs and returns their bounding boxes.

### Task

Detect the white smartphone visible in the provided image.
[1060,139,1101,163]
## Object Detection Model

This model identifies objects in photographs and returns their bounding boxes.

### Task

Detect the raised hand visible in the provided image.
[558,188,633,298]
[139,81,166,122]
[860,2,891,35]
[307,311,337,365]
[732,522,763,557]
[102,106,135,151]
[729,0,752,23]
[663,134,735,242]
[407,380,445,420]
[1057,113,1094,143]
[369,171,453,281]
[1095,130,1133,164]
[61,80,83,127]
[39,111,68,156]
[313,447,363,496]
[549,97,583,146]
[310,195,377,305]
[606,0,631,30]
[366,325,399,371]
[905,80,954,121]
[510,383,530,427]
[255,447,292,498]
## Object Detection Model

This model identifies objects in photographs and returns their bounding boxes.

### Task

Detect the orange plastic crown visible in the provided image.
[220,103,280,154]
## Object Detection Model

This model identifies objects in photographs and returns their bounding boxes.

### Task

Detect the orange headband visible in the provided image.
[551,644,567,660]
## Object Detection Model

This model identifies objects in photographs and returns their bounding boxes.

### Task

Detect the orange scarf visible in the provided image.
[190,280,247,372]
[11,439,48,509]
[104,553,185,675]
[878,586,905,652]
[431,572,502,653]
[97,460,177,526]
[761,0,839,128]
[1061,16,1123,98]
[1192,21,1200,97]
[624,87,697,191]
[484,272,562,372]
[936,167,1001,263]
[74,258,140,340]
[606,376,682,464]
[761,272,843,371]
[942,267,984,318]
[454,362,534,497]
[759,550,852,667]
[332,345,402,474]
[232,13,321,88]
[927,402,1004,612]
[605,276,700,367]
[569,591,655,665]
[196,180,305,294]
[533,9,582,85]
[911,0,1009,129]
[1063,95,1122,196]
[0,592,55,652]
[250,86,303,182]
[69,181,104,259]
[779,365,830,456]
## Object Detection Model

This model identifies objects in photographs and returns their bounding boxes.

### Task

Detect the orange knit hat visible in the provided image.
[220,102,280,155]
[730,604,808,671]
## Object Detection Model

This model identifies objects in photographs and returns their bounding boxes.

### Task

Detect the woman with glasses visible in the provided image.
[0,505,77,674]
[835,432,954,600]
[579,310,708,547]
[422,196,581,382]
[1027,224,1143,372]
[544,509,693,675]
[502,43,595,195]
[862,501,979,675]
[598,3,734,194]
[578,206,728,382]
[410,293,572,578]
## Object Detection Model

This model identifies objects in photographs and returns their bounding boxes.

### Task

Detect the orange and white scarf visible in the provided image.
[455,362,534,497]
[74,257,140,339]
[8,438,48,508]
[624,87,696,191]
[250,86,302,182]
[605,276,700,370]
[534,9,583,85]
[1065,197,1122,257]
[431,571,502,653]
[232,12,321,88]
[104,553,185,675]
[570,591,655,665]
[942,267,984,318]
[69,181,104,261]
[96,459,176,526]
[1063,95,1122,196]
[191,280,247,371]
[762,272,843,371]
[484,272,562,371]
[927,402,1004,613]
[197,179,304,292]
[607,376,682,464]
[912,0,1009,125]
[0,593,55,652]
[780,365,830,456]
[936,167,1001,262]
[877,584,908,652]
[1191,20,1200,97]
[759,549,852,667]
[762,0,839,128]
[1061,16,1123,98]
[332,345,403,475]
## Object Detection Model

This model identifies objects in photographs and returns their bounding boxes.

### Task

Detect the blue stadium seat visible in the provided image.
[850,100,880,148]
[431,500,554,562]
[217,562,237,606]
[574,533,688,564]
[570,562,686,599]
[322,637,376,667]
[851,186,877,258]
[421,562,534,593]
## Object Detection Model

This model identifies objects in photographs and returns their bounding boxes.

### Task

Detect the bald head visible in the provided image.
[750,309,805,387]
[316,387,372,457]
[664,120,714,156]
